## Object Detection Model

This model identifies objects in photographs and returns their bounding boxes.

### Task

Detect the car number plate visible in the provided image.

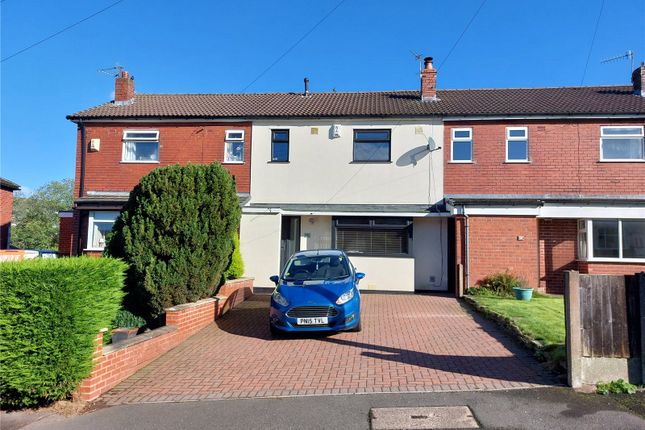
[297,317,328,325]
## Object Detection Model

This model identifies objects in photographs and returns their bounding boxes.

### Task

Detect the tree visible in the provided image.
[105,163,241,321]
[11,179,74,250]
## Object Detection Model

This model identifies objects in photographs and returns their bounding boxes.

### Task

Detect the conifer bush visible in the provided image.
[0,257,126,408]
[105,163,241,321]
[224,233,244,280]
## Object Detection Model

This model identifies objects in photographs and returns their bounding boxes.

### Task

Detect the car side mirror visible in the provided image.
[269,275,280,285]
[355,272,365,280]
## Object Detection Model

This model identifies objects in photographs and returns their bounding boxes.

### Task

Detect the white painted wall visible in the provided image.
[300,215,332,250]
[250,119,444,205]
[239,213,281,286]
[413,218,449,291]
[350,256,415,292]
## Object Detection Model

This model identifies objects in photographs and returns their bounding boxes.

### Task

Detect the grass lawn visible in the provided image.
[467,292,566,370]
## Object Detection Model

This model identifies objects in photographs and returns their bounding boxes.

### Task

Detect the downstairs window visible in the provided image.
[87,211,119,250]
[333,217,411,257]
[579,219,645,261]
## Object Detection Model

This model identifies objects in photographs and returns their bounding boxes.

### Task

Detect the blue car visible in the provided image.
[269,249,363,335]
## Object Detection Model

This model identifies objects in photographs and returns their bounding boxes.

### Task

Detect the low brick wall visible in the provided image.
[78,277,254,401]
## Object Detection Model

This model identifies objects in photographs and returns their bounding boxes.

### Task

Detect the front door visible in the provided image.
[280,216,301,273]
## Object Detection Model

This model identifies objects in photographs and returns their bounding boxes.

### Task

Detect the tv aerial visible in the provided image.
[410,50,423,72]
[601,50,635,81]
[97,64,125,77]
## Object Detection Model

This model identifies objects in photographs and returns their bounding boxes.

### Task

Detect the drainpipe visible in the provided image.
[462,205,470,291]
[76,120,87,255]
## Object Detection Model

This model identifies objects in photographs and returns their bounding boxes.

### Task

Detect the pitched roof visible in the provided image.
[67,85,645,120]
[0,178,20,191]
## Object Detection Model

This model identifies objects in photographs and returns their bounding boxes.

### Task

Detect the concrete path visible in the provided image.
[98,294,555,405]
[15,388,645,430]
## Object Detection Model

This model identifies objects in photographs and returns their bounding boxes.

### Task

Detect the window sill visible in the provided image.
[349,161,392,164]
[580,258,645,264]
[83,248,105,252]
[504,160,531,164]
[598,160,645,163]
[222,161,245,165]
[120,160,160,164]
[448,160,473,164]
[268,160,290,164]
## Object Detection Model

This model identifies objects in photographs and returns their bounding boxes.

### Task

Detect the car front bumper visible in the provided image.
[270,299,360,333]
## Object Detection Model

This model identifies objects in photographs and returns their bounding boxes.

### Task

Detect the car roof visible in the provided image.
[291,249,347,258]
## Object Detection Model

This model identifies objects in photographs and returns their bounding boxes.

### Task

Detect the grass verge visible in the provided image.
[464,291,566,373]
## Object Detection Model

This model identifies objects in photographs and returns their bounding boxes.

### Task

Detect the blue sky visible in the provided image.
[2,0,644,194]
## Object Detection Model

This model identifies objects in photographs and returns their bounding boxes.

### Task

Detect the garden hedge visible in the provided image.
[0,257,126,408]
[105,162,241,321]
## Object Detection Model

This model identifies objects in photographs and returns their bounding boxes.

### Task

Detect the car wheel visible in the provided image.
[350,320,362,332]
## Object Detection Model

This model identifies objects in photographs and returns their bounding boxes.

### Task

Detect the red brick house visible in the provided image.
[60,71,251,256]
[445,66,645,293]
[60,61,645,294]
[0,178,20,249]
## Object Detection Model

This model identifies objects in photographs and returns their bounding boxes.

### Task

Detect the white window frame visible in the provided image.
[224,129,245,164]
[582,219,645,263]
[121,130,160,164]
[86,211,119,251]
[599,125,645,162]
[505,126,529,163]
[450,128,473,163]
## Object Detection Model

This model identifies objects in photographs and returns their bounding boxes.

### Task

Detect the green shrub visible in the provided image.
[105,162,241,321]
[476,271,526,296]
[596,379,638,395]
[114,310,146,329]
[224,233,244,280]
[0,257,126,408]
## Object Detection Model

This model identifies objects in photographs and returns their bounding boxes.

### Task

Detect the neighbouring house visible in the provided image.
[0,177,21,249]
[60,59,645,293]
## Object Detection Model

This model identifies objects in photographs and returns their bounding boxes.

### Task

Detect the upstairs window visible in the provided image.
[353,130,391,162]
[271,130,289,162]
[600,126,644,161]
[224,130,245,163]
[122,130,159,162]
[333,217,411,256]
[451,128,472,162]
[87,211,119,250]
[506,127,528,162]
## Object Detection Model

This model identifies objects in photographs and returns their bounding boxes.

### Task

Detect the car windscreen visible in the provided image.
[282,255,351,282]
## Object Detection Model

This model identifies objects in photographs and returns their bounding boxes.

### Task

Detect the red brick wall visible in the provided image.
[444,120,645,196]
[578,262,645,275]
[456,216,539,289]
[74,122,252,198]
[0,187,14,249]
[538,219,578,294]
[78,278,254,401]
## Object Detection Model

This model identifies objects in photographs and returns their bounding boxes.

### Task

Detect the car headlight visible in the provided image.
[272,291,289,307]
[336,288,355,305]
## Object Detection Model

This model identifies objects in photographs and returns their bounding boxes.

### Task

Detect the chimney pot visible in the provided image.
[633,62,645,97]
[114,70,135,103]
[420,56,437,101]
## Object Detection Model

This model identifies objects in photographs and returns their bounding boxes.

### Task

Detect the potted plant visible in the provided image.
[512,278,533,301]
[111,310,146,343]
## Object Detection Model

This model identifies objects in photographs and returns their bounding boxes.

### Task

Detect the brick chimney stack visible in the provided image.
[632,63,645,97]
[420,57,437,101]
[114,70,135,103]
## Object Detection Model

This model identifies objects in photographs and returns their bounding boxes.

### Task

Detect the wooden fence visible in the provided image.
[564,271,644,387]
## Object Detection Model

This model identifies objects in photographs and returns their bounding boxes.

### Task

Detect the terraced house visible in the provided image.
[60,58,645,294]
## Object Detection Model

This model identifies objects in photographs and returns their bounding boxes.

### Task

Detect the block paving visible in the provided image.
[99,294,556,405]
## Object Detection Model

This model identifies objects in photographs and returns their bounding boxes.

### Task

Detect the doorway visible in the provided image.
[280,216,301,273]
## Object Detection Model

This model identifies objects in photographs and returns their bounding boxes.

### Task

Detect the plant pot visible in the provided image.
[513,287,533,301]
[112,327,139,343]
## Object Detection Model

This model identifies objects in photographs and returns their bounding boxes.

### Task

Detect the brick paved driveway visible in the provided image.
[100,294,555,405]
